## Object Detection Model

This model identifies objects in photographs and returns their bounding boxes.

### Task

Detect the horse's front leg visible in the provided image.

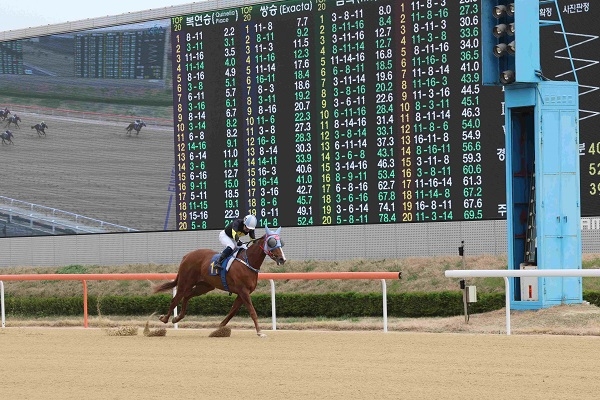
[219,296,244,328]
[236,292,266,338]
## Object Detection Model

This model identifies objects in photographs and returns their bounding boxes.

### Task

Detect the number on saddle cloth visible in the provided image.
[209,249,240,276]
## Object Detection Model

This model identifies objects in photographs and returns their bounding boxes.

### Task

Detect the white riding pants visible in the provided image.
[219,230,237,250]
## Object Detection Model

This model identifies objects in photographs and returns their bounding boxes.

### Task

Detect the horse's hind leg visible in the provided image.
[171,296,191,324]
[158,290,185,324]
[172,283,214,323]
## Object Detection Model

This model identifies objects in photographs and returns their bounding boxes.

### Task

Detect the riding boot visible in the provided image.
[212,247,234,270]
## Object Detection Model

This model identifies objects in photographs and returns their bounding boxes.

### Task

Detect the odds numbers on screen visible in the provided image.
[170,0,506,230]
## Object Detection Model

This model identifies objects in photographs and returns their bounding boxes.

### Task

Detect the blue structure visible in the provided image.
[482,0,582,309]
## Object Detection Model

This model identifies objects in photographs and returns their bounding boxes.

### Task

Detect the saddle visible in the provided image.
[209,254,230,276]
[209,250,240,294]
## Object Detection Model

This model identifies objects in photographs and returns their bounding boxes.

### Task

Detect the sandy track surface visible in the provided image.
[1,112,174,231]
[1,327,599,400]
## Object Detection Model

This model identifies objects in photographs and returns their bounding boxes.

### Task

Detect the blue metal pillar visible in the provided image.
[482,0,582,309]
[504,82,581,310]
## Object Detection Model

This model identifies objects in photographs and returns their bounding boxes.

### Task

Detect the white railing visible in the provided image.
[445,269,600,335]
[0,281,4,329]
[0,272,401,332]
[5,103,173,127]
[0,195,138,233]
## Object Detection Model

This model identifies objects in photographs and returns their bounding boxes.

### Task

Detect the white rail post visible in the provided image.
[172,286,178,330]
[1,281,5,329]
[270,279,277,331]
[503,277,511,335]
[381,279,388,333]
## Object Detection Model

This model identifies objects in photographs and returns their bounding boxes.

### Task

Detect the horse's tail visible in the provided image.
[152,277,178,293]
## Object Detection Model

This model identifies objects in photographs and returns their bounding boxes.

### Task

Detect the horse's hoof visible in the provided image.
[172,316,181,324]
[158,315,169,324]
[257,332,267,338]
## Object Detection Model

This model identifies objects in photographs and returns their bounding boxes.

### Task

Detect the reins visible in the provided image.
[235,251,260,274]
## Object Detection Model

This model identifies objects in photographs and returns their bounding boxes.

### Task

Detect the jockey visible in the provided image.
[211,214,257,269]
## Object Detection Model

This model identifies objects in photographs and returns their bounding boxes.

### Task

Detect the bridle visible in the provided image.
[240,233,284,271]
[262,233,283,262]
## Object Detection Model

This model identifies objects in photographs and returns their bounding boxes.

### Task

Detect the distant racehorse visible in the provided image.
[31,122,49,137]
[0,108,9,121]
[5,115,21,129]
[125,120,146,135]
[1,130,14,145]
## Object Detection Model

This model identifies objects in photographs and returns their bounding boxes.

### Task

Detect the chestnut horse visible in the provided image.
[153,225,286,337]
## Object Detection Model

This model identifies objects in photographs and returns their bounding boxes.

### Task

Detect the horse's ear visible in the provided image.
[275,226,281,235]
[265,224,272,235]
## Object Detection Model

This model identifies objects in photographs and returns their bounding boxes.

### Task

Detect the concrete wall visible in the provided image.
[1,219,600,267]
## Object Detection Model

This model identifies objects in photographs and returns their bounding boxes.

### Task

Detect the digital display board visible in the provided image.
[74,28,166,79]
[171,0,505,230]
[171,0,600,231]
[0,41,23,74]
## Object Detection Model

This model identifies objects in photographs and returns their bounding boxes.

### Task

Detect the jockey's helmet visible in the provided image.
[243,214,257,230]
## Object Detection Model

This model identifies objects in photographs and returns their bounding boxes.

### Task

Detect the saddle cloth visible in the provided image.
[208,250,239,276]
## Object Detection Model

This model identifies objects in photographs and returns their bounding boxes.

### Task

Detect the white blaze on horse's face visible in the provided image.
[264,225,286,265]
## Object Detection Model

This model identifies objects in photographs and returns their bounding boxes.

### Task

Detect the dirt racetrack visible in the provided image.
[1,327,600,400]
[0,112,174,231]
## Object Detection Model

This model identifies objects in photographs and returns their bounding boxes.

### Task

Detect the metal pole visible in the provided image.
[381,279,388,333]
[172,286,178,330]
[82,280,88,328]
[462,280,468,323]
[459,241,468,323]
[504,277,511,335]
[270,279,276,331]
[1,281,5,329]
